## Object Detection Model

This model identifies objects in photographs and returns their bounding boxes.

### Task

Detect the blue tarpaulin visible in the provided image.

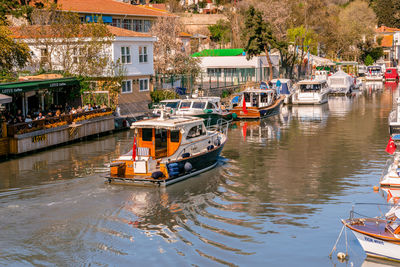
[175,87,186,95]
[231,96,239,103]
[281,83,290,95]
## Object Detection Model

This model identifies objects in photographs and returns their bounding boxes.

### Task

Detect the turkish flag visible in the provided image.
[386,137,397,155]
[242,95,248,114]
[132,136,137,161]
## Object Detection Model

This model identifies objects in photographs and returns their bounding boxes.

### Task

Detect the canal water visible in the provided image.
[1,84,399,266]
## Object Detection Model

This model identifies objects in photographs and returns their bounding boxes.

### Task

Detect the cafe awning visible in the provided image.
[0,93,12,104]
[0,77,80,95]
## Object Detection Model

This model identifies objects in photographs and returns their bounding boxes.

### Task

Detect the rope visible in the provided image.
[329,224,345,258]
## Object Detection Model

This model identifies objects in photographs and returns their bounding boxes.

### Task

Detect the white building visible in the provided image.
[11,25,157,115]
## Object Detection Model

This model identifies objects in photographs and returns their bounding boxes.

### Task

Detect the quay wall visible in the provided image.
[8,116,115,155]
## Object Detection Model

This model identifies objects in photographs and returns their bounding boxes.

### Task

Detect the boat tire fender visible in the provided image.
[207,145,214,151]
[184,162,192,172]
[151,171,164,179]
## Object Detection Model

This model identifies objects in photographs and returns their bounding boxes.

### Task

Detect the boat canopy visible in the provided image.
[328,70,353,87]
[131,116,203,130]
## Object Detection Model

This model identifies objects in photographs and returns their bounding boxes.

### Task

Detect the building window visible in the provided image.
[132,20,151,32]
[139,46,148,63]
[123,19,132,30]
[122,80,132,93]
[112,18,121,28]
[139,78,149,91]
[144,20,151,32]
[40,48,48,65]
[121,46,131,64]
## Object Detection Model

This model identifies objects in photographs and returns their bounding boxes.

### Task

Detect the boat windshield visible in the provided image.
[165,101,179,108]
[192,102,206,109]
[300,84,322,91]
[180,102,191,109]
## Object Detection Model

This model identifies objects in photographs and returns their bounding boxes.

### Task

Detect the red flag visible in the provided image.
[386,137,397,155]
[132,136,137,161]
[242,122,247,141]
[387,189,393,203]
[242,95,247,114]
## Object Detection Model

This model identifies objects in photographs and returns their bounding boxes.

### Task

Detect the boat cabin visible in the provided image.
[177,97,222,113]
[385,207,400,236]
[131,116,207,160]
[297,80,328,92]
[367,66,382,76]
[241,88,276,108]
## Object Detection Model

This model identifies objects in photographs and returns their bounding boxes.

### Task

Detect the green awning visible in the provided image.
[191,48,245,57]
[0,78,79,94]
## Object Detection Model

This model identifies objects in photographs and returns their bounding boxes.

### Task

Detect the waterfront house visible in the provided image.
[375,26,400,68]
[10,25,156,115]
[56,0,174,33]
[191,48,279,84]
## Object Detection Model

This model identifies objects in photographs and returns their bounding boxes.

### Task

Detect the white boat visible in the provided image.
[343,206,400,262]
[106,114,227,186]
[380,153,400,188]
[152,99,181,116]
[292,79,330,105]
[328,70,354,94]
[270,78,294,104]
[389,97,400,137]
[365,66,384,81]
[313,70,329,81]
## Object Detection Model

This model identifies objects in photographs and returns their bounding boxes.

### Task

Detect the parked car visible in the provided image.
[384,67,399,81]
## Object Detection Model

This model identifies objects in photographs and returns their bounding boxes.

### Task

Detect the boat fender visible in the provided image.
[232,113,238,119]
[207,145,214,150]
[214,139,221,146]
[168,163,179,168]
[184,162,192,172]
[151,171,164,179]
[203,109,213,114]
[182,152,191,158]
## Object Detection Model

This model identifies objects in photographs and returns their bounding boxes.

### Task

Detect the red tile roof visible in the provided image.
[376,25,400,33]
[179,32,192,37]
[57,0,175,18]
[10,25,152,39]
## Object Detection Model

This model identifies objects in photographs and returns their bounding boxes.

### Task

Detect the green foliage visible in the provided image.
[0,26,30,73]
[242,6,276,59]
[150,90,179,103]
[372,0,400,28]
[364,55,374,66]
[287,26,318,55]
[208,19,231,47]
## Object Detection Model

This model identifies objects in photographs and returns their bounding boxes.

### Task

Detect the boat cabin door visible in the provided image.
[155,128,168,158]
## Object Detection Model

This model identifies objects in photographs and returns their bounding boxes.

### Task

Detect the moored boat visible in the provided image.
[366,66,384,82]
[229,86,285,119]
[270,78,294,104]
[106,114,227,186]
[175,97,234,126]
[343,206,400,262]
[292,79,330,105]
[380,153,400,188]
[328,70,354,95]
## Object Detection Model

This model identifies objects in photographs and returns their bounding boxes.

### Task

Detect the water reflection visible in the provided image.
[0,89,396,266]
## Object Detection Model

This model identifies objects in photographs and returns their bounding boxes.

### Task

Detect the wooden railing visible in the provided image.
[7,108,112,137]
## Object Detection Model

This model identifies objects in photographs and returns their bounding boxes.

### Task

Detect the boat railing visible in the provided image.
[206,118,230,135]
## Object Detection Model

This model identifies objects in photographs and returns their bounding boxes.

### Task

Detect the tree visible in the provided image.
[150,16,200,76]
[242,6,276,81]
[0,26,30,81]
[208,19,231,48]
[364,54,374,66]
[372,0,400,28]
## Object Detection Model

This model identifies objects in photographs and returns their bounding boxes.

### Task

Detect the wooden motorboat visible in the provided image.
[106,113,227,186]
[343,206,400,262]
[292,79,330,105]
[229,87,285,119]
